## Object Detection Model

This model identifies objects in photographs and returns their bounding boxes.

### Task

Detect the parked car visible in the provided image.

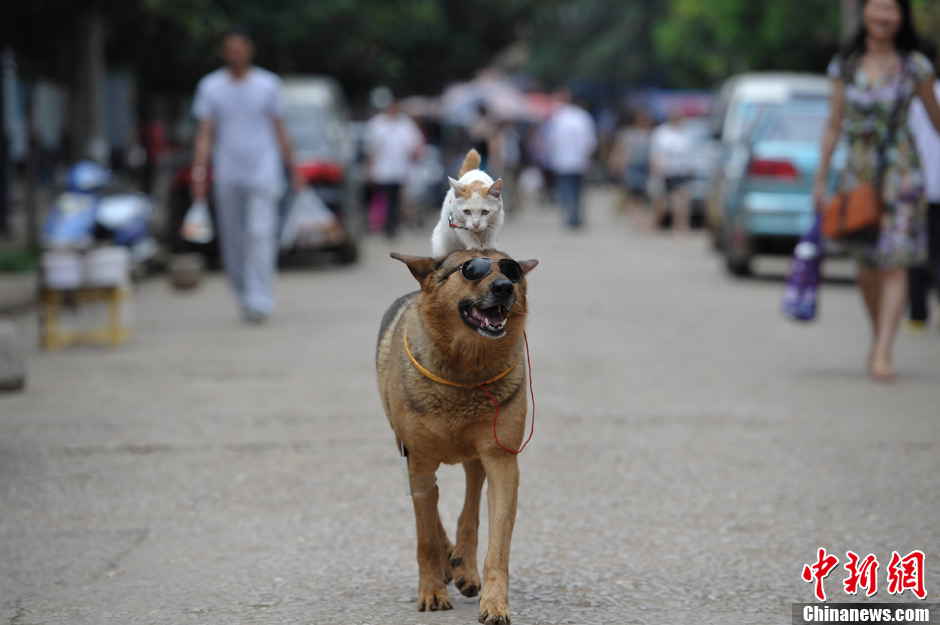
[718,98,845,276]
[705,73,831,249]
[167,76,363,266]
[682,117,720,228]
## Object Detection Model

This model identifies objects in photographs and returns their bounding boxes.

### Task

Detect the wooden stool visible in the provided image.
[39,286,130,350]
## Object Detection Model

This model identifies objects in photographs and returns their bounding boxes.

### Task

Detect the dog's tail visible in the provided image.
[459,149,481,177]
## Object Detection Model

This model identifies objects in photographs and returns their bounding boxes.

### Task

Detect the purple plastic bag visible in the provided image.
[782,216,822,322]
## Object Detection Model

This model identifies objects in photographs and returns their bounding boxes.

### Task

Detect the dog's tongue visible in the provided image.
[467,307,486,324]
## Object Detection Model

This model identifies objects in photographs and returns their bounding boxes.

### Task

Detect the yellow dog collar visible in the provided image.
[403,331,514,389]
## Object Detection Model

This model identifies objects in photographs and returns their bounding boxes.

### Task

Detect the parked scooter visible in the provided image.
[43,161,158,278]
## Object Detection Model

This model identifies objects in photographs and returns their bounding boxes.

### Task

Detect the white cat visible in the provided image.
[430,149,504,258]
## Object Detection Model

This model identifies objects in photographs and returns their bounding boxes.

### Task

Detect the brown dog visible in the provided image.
[376,248,537,625]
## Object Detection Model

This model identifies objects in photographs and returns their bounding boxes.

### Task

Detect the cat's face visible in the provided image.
[448,178,503,233]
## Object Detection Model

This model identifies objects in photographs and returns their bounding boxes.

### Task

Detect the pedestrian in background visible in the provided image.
[469,101,495,170]
[544,88,596,229]
[650,107,694,232]
[907,41,940,331]
[608,108,654,208]
[814,0,940,381]
[140,102,168,195]
[488,119,521,213]
[191,29,302,324]
[364,97,424,239]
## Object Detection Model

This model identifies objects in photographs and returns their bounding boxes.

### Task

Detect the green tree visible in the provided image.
[4,0,538,102]
[524,0,666,88]
[653,0,841,88]
[136,0,536,99]
[913,0,940,54]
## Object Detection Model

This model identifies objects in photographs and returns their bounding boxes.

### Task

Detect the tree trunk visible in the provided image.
[0,51,9,237]
[841,0,862,42]
[70,11,108,164]
[24,84,39,253]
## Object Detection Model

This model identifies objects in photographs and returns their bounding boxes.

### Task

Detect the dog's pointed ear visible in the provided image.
[519,259,539,275]
[391,253,438,284]
[487,178,503,199]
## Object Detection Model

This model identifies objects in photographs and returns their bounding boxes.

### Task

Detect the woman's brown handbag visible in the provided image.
[821,183,881,240]
[821,57,908,241]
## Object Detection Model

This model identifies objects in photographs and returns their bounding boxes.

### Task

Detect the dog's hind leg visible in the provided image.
[410,464,453,612]
[451,459,484,598]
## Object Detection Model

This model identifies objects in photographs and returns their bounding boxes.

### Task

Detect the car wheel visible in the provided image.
[722,223,752,277]
[725,254,752,277]
[710,222,724,252]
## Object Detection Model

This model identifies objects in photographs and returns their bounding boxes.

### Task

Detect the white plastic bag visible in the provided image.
[181,200,213,244]
[280,189,337,250]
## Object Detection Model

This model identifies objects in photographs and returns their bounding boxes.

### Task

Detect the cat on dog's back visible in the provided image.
[431,149,504,258]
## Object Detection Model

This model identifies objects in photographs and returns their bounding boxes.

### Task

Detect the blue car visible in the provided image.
[720,99,843,276]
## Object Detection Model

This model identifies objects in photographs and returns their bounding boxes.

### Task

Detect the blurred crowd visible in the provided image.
[2,1,938,382]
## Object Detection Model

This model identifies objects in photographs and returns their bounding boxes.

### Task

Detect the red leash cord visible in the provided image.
[482,331,536,455]
[448,216,468,230]
[402,330,536,455]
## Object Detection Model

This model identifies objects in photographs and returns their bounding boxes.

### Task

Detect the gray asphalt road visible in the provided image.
[2,189,938,625]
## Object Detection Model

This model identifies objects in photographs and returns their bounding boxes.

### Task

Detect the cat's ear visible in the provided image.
[487,178,503,199]
[448,177,464,195]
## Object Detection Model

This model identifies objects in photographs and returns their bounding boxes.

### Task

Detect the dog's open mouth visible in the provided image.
[460,301,509,338]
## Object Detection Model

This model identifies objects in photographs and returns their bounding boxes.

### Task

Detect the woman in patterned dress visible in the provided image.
[814,0,940,382]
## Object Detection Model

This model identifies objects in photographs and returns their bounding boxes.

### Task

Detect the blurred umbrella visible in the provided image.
[441,72,532,126]
[399,95,441,120]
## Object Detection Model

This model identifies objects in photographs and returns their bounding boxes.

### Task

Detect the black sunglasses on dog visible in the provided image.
[458,257,524,283]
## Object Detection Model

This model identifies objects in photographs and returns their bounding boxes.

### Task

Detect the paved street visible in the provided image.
[2,189,938,625]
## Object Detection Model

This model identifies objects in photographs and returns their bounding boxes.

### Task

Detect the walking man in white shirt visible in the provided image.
[191,29,301,323]
[364,98,423,238]
[907,44,940,329]
[545,89,596,229]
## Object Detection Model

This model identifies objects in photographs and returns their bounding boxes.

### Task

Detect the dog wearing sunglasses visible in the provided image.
[376,248,537,624]
[431,149,504,258]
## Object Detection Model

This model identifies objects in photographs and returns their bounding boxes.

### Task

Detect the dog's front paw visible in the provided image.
[417,581,453,612]
[450,553,480,597]
[478,595,510,625]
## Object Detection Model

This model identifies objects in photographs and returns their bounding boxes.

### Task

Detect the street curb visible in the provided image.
[0,273,38,316]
